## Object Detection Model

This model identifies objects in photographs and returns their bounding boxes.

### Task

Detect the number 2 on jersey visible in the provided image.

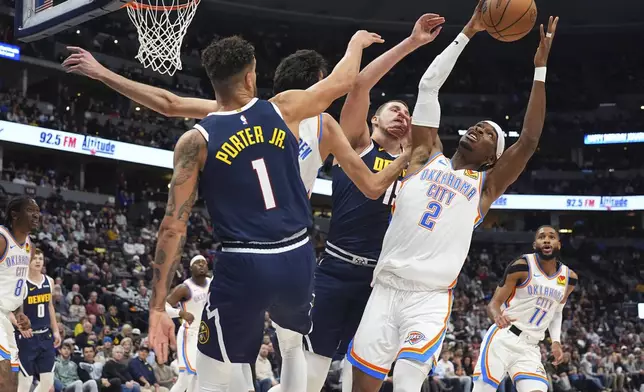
[419,201,443,231]
[252,158,277,210]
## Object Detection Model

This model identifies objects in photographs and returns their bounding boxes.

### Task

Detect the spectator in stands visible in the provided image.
[86,291,100,316]
[97,337,114,363]
[105,306,121,331]
[128,347,169,392]
[116,279,135,302]
[120,337,134,361]
[69,294,87,324]
[133,286,150,310]
[76,320,94,349]
[152,360,176,390]
[256,344,279,392]
[54,342,99,392]
[66,284,84,304]
[78,346,112,389]
[102,345,140,392]
[434,350,471,392]
[123,236,137,257]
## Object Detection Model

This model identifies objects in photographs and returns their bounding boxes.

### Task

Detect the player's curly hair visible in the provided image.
[201,36,255,92]
[273,50,328,95]
[4,195,31,230]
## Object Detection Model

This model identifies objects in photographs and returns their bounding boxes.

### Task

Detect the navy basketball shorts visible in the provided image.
[16,330,55,376]
[197,240,316,364]
[304,256,374,359]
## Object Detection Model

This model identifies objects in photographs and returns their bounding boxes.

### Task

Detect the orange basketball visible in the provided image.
[482,0,537,42]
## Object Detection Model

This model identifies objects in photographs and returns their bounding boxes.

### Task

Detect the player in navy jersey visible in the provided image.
[13,248,60,392]
[301,15,446,391]
[147,32,383,392]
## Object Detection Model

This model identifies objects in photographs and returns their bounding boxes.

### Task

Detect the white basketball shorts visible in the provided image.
[473,324,549,391]
[177,324,198,375]
[347,282,453,380]
[0,311,19,372]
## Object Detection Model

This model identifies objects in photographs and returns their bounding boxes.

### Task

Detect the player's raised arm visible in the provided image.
[340,14,445,150]
[63,47,217,119]
[408,6,484,175]
[487,258,530,329]
[549,269,577,364]
[149,129,206,362]
[324,114,411,199]
[270,30,383,129]
[481,17,559,211]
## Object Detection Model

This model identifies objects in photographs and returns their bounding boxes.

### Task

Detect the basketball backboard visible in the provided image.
[15,0,128,42]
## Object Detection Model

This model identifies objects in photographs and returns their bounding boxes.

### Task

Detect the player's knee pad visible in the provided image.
[514,379,548,392]
[17,372,33,392]
[472,379,500,392]
[35,372,54,391]
[392,359,432,392]
[304,351,332,392]
[195,351,232,392]
[274,322,303,353]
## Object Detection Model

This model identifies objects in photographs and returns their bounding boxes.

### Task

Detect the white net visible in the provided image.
[126,0,200,76]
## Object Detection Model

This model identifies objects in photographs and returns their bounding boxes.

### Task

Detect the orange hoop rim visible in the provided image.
[124,0,198,11]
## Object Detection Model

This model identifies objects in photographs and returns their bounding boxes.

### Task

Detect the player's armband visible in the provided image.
[498,260,529,286]
[568,276,578,286]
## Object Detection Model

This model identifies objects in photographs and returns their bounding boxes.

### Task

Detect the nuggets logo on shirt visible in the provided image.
[198,321,210,344]
[404,331,427,345]
[557,275,566,286]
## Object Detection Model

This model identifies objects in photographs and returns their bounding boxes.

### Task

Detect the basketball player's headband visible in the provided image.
[483,120,506,159]
[190,255,206,267]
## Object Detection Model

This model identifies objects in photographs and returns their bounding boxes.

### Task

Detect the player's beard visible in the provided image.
[537,247,560,261]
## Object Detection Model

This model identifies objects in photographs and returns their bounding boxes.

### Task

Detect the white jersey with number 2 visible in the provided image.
[373,152,485,290]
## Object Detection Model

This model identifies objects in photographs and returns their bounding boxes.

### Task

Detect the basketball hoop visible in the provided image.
[125,0,200,76]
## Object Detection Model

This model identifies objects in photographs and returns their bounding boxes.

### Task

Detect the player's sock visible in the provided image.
[392,359,431,392]
[303,351,332,392]
[341,356,352,392]
[275,323,306,392]
[17,373,33,392]
[33,372,54,392]
[170,373,194,392]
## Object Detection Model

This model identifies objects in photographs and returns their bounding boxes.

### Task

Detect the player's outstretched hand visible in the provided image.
[409,14,445,46]
[465,0,487,34]
[494,313,514,329]
[63,47,108,80]
[534,16,559,67]
[349,30,385,49]
[149,309,177,364]
[551,341,564,365]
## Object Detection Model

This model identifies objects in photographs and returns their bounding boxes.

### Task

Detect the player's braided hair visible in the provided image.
[4,195,31,230]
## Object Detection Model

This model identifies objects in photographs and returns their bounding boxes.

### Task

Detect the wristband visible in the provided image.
[165,302,181,319]
[534,67,547,82]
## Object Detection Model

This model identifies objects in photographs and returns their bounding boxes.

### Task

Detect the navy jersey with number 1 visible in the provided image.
[16,274,56,376]
[194,98,316,365]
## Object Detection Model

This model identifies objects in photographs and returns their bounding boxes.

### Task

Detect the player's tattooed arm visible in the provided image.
[63,47,217,119]
[340,14,444,151]
[481,17,559,213]
[324,114,410,200]
[152,130,206,311]
[487,258,530,328]
[271,30,383,136]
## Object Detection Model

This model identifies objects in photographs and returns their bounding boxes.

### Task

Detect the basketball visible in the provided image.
[482,0,538,42]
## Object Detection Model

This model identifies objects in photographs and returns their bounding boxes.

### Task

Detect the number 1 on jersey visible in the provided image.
[252,158,277,210]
